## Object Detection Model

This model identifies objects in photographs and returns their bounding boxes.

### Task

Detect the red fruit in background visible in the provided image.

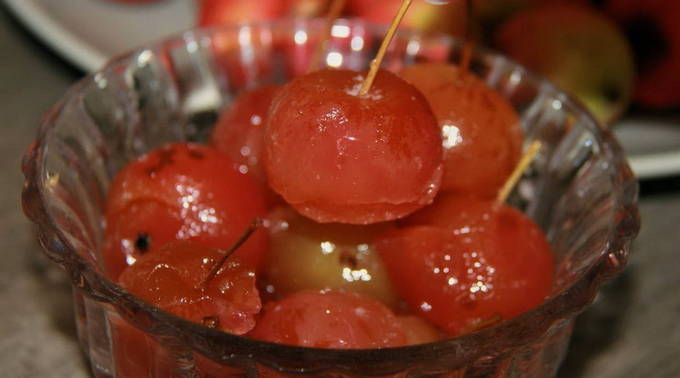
[198,0,330,26]
[604,0,680,108]
[104,0,162,3]
[377,196,554,336]
[119,241,262,335]
[347,0,467,37]
[249,290,407,348]
[399,63,523,198]
[494,4,635,125]
[211,85,280,181]
[263,69,443,224]
[287,0,331,18]
[198,0,287,26]
[104,143,268,279]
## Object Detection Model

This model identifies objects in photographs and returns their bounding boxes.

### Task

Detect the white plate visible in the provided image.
[5,0,680,180]
[612,116,680,180]
[3,0,196,72]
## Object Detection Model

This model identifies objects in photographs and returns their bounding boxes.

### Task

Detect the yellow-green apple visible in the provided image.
[264,208,399,307]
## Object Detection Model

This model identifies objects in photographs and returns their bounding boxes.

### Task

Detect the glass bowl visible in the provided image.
[21,18,640,377]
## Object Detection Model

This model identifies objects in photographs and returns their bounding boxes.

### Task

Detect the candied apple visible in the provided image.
[378,195,554,336]
[211,85,280,180]
[118,241,261,335]
[249,290,407,348]
[263,69,443,224]
[265,207,399,306]
[399,63,523,198]
[103,143,268,279]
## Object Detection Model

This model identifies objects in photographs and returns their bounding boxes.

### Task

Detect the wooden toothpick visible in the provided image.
[496,140,542,205]
[359,0,412,95]
[198,218,263,289]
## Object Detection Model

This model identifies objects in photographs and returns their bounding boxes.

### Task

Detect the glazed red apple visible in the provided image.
[399,63,523,198]
[119,241,261,335]
[211,85,281,181]
[378,195,554,336]
[103,143,268,279]
[263,69,443,224]
[494,4,635,125]
[249,290,407,348]
[114,241,261,377]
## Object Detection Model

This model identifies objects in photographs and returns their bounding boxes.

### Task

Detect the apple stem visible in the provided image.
[359,0,412,96]
[496,140,542,205]
[307,0,347,74]
[199,218,263,288]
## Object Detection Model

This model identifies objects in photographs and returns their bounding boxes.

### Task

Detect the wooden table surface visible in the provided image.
[1,5,679,378]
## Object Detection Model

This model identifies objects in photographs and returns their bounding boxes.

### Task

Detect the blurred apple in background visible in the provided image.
[197,0,677,118]
[473,0,538,37]
[198,0,329,26]
[473,0,596,40]
[287,0,331,18]
[198,0,287,25]
[104,0,163,3]
[600,0,680,109]
[347,0,468,37]
[494,4,635,125]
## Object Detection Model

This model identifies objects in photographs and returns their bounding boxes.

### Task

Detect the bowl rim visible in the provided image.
[21,18,641,374]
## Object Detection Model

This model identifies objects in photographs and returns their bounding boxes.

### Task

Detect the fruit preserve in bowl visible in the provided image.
[22,18,639,377]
